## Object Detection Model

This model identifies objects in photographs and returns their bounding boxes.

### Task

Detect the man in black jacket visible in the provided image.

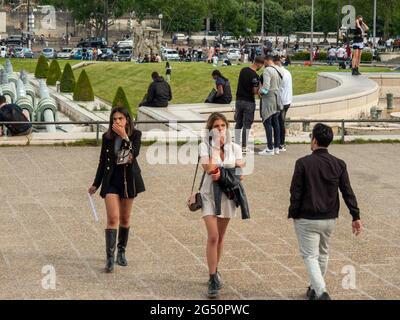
[139,72,172,108]
[289,123,362,300]
[0,95,32,137]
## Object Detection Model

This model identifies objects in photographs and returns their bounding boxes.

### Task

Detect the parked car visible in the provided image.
[69,48,83,60]
[77,37,107,48]
[116,48,132,62]
[162,48,180,61]
[42,47,57,59]
[0,46,7,58]
[57,48,73,59]
[117,38,134,48]
[226,48,241,60]
[97,48,114,61]
[14,47,34,58]
[173,33,187,41]
[5,35,26,47]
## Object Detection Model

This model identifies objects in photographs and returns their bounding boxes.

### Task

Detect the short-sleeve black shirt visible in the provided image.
[236,67,260,103]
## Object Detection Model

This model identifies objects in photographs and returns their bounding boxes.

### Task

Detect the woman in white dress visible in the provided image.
[199,112,244,298]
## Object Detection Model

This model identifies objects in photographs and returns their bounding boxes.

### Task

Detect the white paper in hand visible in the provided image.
[87,193,99,222]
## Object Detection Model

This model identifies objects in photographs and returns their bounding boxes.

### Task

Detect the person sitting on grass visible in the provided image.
[138,72,172,108]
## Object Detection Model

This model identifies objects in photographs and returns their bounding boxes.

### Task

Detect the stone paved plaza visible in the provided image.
[0,144,400,300]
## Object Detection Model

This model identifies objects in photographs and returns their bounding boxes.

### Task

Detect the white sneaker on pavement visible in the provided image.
[258,148,275,156]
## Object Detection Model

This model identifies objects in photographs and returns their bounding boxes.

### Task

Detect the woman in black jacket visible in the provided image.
[88,107,145,273]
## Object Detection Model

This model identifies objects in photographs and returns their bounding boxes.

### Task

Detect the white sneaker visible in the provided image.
[258,148,275,156]
[279,145,287,152]
[274,148,280,155]
[242,147,254,154]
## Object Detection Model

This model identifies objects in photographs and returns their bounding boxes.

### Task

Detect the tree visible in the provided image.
[60,63,76,93]
[46,59,62,86]
[34,55,49,79]
[73,70,94,101]
[41,0,135,36]
[112,86,135,117]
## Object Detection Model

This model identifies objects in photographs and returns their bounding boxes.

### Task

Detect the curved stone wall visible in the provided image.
[138,72,400,133]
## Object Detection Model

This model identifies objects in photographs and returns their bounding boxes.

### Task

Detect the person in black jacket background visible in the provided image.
[88,107,145,273]
[289,123,362,300]
[139,72,172,107]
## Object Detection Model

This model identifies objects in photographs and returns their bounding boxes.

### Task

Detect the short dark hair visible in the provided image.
[273,55,281,63]
[254,56,264,64]
[151,72,159,80]
[264,55,273,61]
[0,95,6,105]
[312,123,334,147]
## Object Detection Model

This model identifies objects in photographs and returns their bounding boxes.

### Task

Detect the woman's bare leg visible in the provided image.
[217,218,230,265]
[105,194,120,228]
[119,199,134,228]
[204,216,219,275]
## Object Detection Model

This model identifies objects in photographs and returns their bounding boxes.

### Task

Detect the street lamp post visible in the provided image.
[310,0,314,63]
[261,0,265,44]
[158,14,163,33]
[373,0,377,48]
[104,0,109,44]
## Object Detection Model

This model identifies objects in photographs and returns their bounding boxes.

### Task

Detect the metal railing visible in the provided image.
[1,119,400,145]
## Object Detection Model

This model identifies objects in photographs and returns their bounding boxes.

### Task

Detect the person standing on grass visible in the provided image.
[234,56,264,154]
[289,123,362,300]
[273,56,292,152]
[165,62,172,83]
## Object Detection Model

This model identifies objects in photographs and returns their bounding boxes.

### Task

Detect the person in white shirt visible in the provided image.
[336,46,347,69]
[274,56,292,151]
[386,38,393,52]
[327,46,337,66]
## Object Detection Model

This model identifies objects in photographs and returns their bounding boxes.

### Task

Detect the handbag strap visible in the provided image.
[191,142,211,193]
[191,157,206,193]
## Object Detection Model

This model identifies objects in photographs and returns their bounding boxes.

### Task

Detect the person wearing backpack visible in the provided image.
[0,95,32,137]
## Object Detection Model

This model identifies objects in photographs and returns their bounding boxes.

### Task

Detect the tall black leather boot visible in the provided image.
[116,226,130,266]
[105,229,117,273]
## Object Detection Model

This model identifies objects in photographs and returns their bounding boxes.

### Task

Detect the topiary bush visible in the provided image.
[46,59,62,86]
[291,51,311,61]
[60,63,76,93]
[361,52,373,63]
[316,51,328,61]
[73,69,94,101]
[112,86,136,117]
[34,55,49,79]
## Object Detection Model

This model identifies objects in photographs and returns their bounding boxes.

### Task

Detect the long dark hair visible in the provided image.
[105,107,135,140]
[212,70,228,82]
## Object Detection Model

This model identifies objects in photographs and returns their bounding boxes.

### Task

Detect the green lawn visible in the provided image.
[1,58,393,115]
[0,58,79,74]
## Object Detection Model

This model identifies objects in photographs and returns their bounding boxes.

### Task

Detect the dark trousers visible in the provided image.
[263,113,280,150]
[234,100,256,148]
[278,104,290,147]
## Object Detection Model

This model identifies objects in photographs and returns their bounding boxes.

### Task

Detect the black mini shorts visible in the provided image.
[105,165,130,199]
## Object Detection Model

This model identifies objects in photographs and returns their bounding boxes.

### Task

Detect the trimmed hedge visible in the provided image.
[46,59,62,86]
[292,51,310,61]
[34,55,49,79]
[112,86,135,117]
[73,70,94,101]
[361,52,373,62]
[60,63,76,93]
[291,50,373,63]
